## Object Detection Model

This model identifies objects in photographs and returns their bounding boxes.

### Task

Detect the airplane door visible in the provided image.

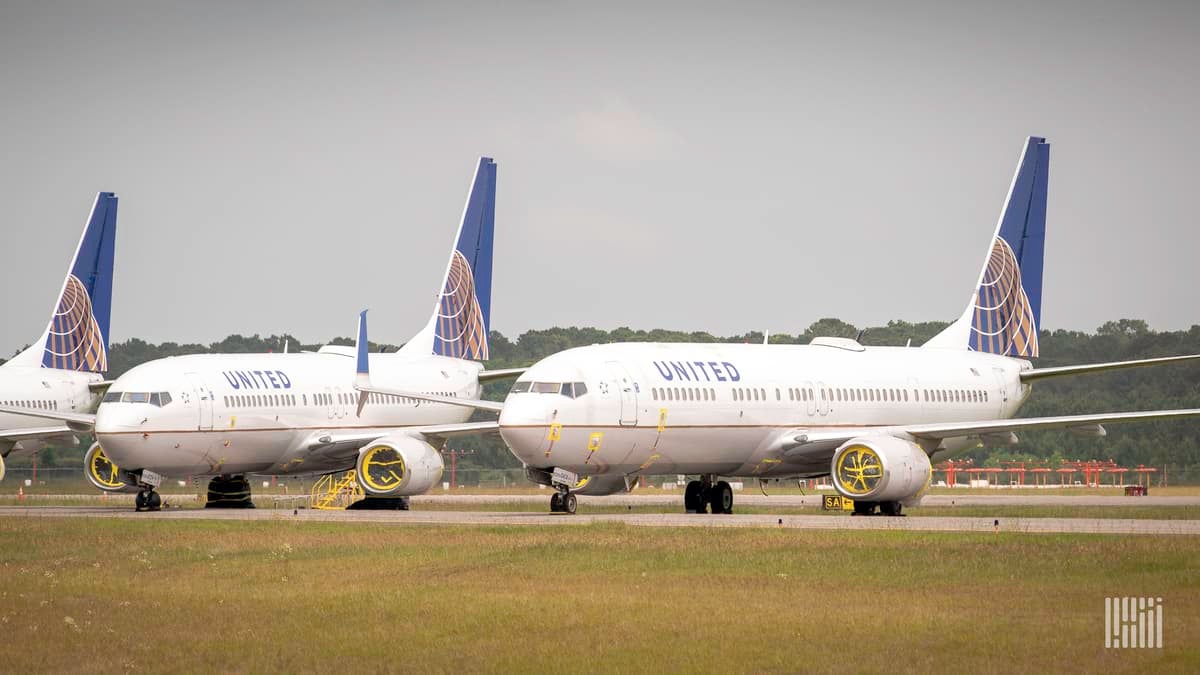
[604,362,638,426]
[816,381,830,416]
[184,373,214,431]
[991,368,1009,416]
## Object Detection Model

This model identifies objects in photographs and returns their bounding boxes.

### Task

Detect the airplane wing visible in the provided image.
[0,405,96,430]
[296,422,500,464]
[351,309,505,414]
[354,383,504,413]
[780,408,1200,460]
[0,426,76,443]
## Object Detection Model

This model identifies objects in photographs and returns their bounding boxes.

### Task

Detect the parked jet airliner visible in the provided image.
[374,137,1200,515]
[1,158,518,509]
[0,193,118,480]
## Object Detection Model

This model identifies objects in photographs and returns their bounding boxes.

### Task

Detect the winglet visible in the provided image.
[354,310,370,416]
[400,157,497,361]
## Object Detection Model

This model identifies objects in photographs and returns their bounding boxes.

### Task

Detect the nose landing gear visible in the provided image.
[134,489,161,512]
[549,488,577,514]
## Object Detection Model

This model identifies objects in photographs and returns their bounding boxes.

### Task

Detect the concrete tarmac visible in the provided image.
[2,505,1197,535]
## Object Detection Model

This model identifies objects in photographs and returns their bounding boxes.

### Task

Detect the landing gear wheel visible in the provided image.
[711,481,734,514]
[206,476,255,509]
[852,500,878,516]
[135,489,161,512]
[684,480,706,513]
[563,492,578,515]
[550,492,564,513]
[880,501,903,517]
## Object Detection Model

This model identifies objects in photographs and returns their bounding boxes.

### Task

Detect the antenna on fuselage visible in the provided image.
[283,339,289,354]
[763,331,769,345]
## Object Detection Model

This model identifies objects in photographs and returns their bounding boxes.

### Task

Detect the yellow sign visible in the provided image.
[547,423,562,441]
[657,408,668,433]
[823,495,855,511]
[587,432,603,452]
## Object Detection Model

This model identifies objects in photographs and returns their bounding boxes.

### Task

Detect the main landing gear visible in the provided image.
[549,487,577,514]
[684,476,733,514]
[852,501,904,517]
[347,497,411,510]
[206,475,255,509]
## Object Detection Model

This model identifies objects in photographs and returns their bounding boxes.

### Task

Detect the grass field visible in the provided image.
[0,518,1195,673]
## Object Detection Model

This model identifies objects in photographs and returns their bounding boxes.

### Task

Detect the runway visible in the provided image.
[2,505,1197,535]
[10,493,1200,507]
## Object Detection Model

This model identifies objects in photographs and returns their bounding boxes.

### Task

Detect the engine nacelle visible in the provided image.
[831,436,931,506]
[571,474,634,496]
[355,435,444,497]
[84,442,138,493]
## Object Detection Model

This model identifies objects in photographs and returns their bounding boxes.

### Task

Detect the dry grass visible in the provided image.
[0,518,1196,673]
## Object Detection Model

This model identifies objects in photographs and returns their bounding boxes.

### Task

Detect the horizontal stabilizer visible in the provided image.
[478,367,527,383]
[1019,354,1200,382]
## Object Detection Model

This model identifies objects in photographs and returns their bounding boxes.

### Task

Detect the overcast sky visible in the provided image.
[1,1,1197,354]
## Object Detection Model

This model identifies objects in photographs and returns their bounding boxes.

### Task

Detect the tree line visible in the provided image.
[7,318,1200,478]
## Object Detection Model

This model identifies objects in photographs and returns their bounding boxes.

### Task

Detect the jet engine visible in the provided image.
[355,435,444,497]
[84,442,138,493]
[571,474,634,496]
[830,436,931,507]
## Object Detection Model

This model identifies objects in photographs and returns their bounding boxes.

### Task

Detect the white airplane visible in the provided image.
[2,158,519,510]
[442,136,1197,516]
[0,193,118,480]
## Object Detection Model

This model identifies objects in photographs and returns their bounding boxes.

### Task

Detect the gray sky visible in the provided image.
[2,1,1198,354]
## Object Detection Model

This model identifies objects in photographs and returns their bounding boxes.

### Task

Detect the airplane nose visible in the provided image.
[498,395,548,427]
[498,395,550,466]
[94,405,153,469]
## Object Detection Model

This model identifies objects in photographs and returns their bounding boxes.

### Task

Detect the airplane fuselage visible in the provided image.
[95,351,481,478]
[498,339,1033,479]
[0,362,102,452]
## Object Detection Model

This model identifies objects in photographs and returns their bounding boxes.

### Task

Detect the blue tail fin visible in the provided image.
[403,157,497,360]
[38,192,118,372]
[925,138,1048,357]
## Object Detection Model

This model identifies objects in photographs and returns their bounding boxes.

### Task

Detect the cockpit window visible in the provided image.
[107,392,174,407]
[514,381,590,398]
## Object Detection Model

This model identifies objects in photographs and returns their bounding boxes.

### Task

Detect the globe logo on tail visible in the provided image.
[42,274,108,371]
[434,251,489,360]
[970,237,1039,358]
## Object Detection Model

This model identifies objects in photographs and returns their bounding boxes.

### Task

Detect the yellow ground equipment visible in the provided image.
[310,470,364,510]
